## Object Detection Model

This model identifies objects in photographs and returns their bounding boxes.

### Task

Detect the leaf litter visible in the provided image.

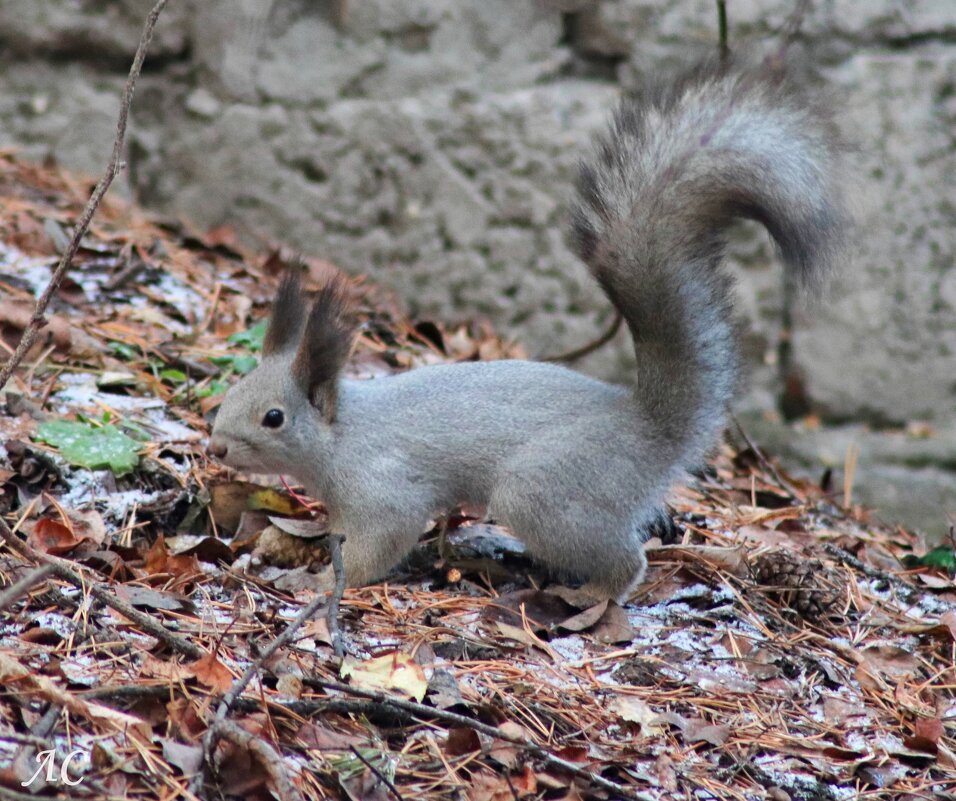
[0,151,954,801]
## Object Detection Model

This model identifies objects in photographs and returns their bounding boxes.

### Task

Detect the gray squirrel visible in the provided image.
[208,61,847,602]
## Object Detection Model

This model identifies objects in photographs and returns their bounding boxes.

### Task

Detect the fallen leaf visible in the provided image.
[484,589,574,632]
[444,726,483,756]
[649,544,748,576]
[115,584,190,612]
[26,517,81,554]
[161,739,204,776]
[590,601,636,643]
[900,609,956,641]
[35,419,141,476]
[143,535,202,579]
[856,644,920,689]
[426,668,463,709]
[494,621,558,659]
[558,600,609,632]
[341,652,428,702]
[609,696,662,736]
[297,722,366,751]
[465,768,515,801]
[903,718,943,755]
[187,653,235,693]
[210,481,283,532]
[268,514,330,538]
[655,711,730,746]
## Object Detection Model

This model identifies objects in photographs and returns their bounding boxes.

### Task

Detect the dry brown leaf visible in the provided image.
[608,696,663,736]
[649,544,749,576]
[903,718,943,755]
[558,599,609,631]
[296,721,366,751]
[590,601,636,643]
[855,644,920,689]
[444,726,483,756]
[341,652,428,702]
[25,516,81,554]
[493,621,558,659]
[114,583,190,612]
[187,653,235,693]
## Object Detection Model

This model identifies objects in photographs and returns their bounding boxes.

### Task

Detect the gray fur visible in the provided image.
[209,63,846,602]
[262,270,308,356]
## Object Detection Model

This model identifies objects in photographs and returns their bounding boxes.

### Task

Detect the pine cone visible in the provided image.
[752,551,841,618]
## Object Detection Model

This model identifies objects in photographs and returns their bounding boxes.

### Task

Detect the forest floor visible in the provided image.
[1,151,955,801]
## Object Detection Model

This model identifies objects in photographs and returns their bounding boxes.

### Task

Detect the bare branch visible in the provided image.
[0,0,170,393]
[0,517,204,660]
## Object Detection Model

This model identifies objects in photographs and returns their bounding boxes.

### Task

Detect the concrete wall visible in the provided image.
[1,0,954,535]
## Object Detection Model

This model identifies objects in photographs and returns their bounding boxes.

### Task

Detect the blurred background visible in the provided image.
[1,0,954,538]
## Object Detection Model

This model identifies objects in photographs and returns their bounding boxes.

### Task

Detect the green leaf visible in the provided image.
[109,341,138,361]
[196,379,228,399]
[227,320,267,352]
[160,368,188,384]
[35,420,142,477]
[903,547,956,572]
[231,354,258,375]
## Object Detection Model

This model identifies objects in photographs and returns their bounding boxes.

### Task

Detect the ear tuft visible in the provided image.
[263,270,307,356]
[291,273,358,421]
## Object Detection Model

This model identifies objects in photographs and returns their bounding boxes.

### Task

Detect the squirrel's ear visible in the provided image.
[291,274,358,422]
[263,270,307,356]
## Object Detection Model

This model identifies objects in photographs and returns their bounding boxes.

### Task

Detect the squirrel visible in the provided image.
[208,61,847,603]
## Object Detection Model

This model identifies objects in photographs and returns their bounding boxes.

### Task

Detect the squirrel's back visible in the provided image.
[570,60,847,475]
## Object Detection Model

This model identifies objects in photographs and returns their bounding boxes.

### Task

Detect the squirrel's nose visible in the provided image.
[208,440,228,460]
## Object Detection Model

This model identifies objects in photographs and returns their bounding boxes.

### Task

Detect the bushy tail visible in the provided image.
[571,62,847,471]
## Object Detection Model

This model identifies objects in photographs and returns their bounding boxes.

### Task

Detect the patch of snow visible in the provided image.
[144,413,202,444]
[52,372,163,413]
[57,469,167,523]
[100,488,167,521]
[546,635,587,662]
[0,242,55,295]
[663,627,707,653]
[32,611,75,639]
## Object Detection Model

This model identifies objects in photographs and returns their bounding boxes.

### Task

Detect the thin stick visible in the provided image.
[729,412,801,498]
[0,563,54,612]
[212,720,303,801]
[304,677,640,800]
[0,518,204,659]
[195,567,337,794]
[349,744,405,801]
[0,0,170,394]
[542,311,623,363]
[328,533,347,658]
[716,1,729,64]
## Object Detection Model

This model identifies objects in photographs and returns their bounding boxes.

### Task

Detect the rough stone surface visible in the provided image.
[0,0,954,535]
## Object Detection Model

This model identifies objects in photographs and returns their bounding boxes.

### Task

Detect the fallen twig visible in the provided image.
[212,719,304,801]
[196,546,344,797]
[730,412,802,498]
[0,518,204,659]
[349,744,405,801]
[304,677,640,800]
[0,0,169,394]
[0,563,54,612]
[328,533,347,658]
[542,311,623,363]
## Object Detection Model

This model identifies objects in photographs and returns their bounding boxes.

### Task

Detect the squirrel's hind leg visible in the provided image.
[332,506,433,587]
[488,470,650,604]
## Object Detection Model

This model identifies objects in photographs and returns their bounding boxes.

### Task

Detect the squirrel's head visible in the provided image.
[208,270,358,476]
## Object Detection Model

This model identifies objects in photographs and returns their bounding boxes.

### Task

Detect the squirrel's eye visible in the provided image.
[262,409,284,428]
